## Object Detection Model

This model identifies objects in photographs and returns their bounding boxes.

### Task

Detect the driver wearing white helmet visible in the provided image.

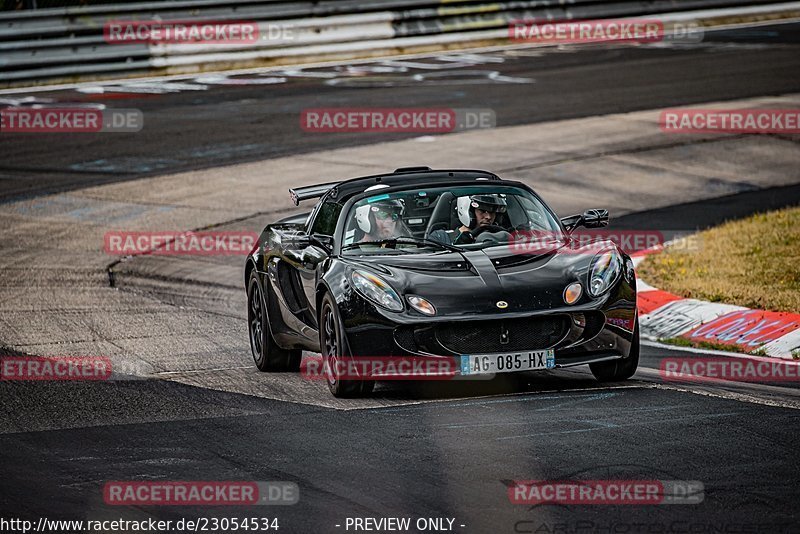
[356,198,409,243]
[430,194,509,245]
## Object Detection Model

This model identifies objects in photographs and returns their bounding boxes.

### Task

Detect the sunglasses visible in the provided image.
[374,209,401,221]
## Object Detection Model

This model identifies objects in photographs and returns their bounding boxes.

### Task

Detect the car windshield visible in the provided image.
[341,185,563,255]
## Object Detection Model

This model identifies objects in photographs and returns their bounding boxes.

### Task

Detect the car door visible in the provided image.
[297,200,341,325]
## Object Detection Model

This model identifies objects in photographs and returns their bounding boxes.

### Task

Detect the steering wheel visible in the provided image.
[472,224,507,237]
[477,230,511,243]
[453,224,508,245]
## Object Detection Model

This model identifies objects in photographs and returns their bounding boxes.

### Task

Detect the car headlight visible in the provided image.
[625,257,635,283]
[587,248,623,297]
[351,270,404,312]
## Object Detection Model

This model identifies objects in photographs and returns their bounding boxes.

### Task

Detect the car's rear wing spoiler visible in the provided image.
[289,181,340,206]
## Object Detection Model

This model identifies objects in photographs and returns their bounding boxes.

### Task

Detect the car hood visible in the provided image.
[344,242,606,317]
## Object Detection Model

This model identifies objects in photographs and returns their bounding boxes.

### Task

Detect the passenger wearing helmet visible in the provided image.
[356,199,408,243]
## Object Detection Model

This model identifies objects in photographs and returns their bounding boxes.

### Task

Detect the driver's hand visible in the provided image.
[453,230,475,245]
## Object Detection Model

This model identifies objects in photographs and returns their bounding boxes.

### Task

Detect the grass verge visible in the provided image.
[637,206,800,313]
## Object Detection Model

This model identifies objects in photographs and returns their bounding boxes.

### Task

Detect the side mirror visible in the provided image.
[560,209,609,232]
[285,233,333,253]
[582,209,609,229]
[285,234,311,249]
[310,233,334,253]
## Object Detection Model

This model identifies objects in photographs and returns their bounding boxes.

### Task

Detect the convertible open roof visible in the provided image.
[288,167,500,206]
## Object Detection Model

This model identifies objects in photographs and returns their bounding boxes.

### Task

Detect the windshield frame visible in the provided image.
[335,180,565,256]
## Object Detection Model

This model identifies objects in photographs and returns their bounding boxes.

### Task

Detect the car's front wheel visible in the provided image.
[319,293,375,398]
[247,271,301,372]
[590,317,640,382]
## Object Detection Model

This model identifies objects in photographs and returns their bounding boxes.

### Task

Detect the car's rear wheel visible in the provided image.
[319,293,374,397]
[247,271,301,372]
[590,317,640,382]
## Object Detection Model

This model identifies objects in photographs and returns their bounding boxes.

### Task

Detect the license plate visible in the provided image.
[460,350,555,376]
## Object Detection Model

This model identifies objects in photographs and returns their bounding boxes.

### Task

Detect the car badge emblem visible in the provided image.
[496,301,508,309]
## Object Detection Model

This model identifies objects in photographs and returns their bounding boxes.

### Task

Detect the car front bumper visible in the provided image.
[337,286,637,373]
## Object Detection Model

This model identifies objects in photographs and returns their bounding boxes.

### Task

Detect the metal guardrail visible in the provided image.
[1,0,798,85]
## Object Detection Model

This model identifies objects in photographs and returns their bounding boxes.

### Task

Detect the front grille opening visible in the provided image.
[393,326,417,353]
[436,316,570,353]
[583,311,606,341]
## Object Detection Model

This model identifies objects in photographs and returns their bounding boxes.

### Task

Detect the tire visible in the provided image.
[590,317,640,382]
[247,271,302,372]
[319,293,375,398]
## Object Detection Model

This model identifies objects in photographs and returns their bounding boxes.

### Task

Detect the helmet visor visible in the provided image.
[471,199,507,214]
[371,206,401,221]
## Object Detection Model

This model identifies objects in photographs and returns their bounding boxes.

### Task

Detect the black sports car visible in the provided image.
[244,167,639,397]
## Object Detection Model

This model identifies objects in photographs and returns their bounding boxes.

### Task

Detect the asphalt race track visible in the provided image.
[1,22,800,199]
[2,20,800,534]
[1,363,799,533]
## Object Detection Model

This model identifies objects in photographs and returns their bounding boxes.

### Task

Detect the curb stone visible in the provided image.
[631,248,800,360]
